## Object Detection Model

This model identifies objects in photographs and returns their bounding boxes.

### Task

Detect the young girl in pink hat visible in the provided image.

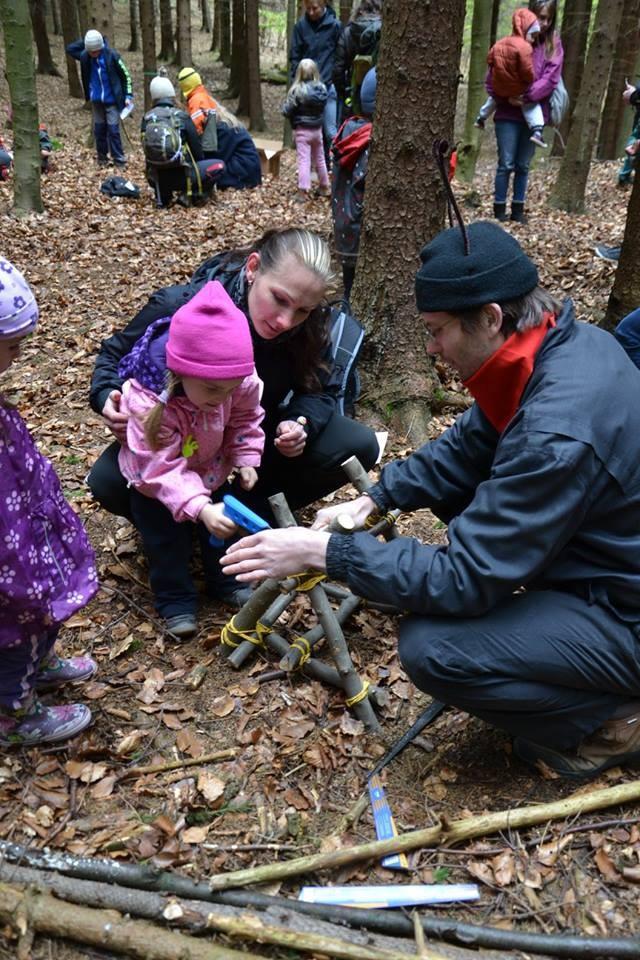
[0,257,98,747]
[118,280,264,639]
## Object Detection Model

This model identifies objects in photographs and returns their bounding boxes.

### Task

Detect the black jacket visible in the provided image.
[66,38,132,111]
[205,122,261,189]
[332,17,379,102]
[282,81,328,129]
[289,5,341,86]
[89,254,338,441]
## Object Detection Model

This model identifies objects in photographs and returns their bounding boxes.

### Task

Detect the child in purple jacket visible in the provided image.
[0,258,98,747]
[118,281,264,639]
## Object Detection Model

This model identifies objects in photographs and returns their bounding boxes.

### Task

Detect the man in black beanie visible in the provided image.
[222,221,640,781]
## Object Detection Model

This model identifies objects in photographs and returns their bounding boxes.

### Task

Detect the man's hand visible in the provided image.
[312,494,377,531]
[102,389,128,442]
[274,419,307,457]
[199,502,238,539]
[237,466,258,490]
[220,528,330,582]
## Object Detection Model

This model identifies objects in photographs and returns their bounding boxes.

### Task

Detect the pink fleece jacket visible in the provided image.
[118,375,264,523]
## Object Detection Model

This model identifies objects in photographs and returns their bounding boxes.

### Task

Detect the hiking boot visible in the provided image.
[529,127,547,149]
[474,116,485,130]
[176,193,192,208]
[594,245,620,262]
[0,700,92,747]
[515,709,640,779]
[510,202,527,223]
[97,156,110,167]
[617,177,632,189]
[493,202,508,222]
[35,653,97,690]
[165,613,198,639]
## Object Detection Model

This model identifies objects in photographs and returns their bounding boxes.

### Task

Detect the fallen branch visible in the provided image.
[209,779,640,889]
[117,748,237,780]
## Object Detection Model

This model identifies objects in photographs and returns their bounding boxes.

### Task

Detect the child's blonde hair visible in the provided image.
[292,58,320,89]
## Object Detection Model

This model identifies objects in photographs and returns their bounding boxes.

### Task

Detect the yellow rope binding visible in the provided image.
[288,571,327,591]
[365,512,397,529]
[346,680,370,707]
[289,635,311,667]
[220,615,270,649]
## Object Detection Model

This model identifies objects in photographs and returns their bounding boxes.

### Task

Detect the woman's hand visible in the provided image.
[274,419,307,458]
[237,466,258,490]
[198,502,238,539]
[311,494,377,531]
[102,389,129,442]
[508,96,524,107]
[220,528,330,582]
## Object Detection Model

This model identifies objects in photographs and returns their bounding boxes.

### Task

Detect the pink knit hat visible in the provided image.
[166,281,254,379]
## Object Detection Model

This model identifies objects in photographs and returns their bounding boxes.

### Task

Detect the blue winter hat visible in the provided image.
[360,67,377,117]
[0,257,38,339]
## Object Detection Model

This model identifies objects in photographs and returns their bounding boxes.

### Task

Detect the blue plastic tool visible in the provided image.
[209,494,271,547]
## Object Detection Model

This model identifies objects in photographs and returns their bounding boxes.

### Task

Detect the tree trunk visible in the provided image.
[50,0,61,34]
[158,0,174,60]
[549,0,625,214]
[246,0,264,130]
[90,0,114,46]
[456,0,493,182]
[0,0,43,215]
[551,0,593,157]
[339,0,350,25]
[77,0,89,34]
[219,0,231,66]
[489,0,500,47]
[128,0,139,50]
[59,0,84,98]
[139,0,157,111]
[176,0,192,68]
[596,0,640,160]
[604,159,640,329]
[352,0,466,442]
[211,0,219,50]
[201,0,211,31]
[283,0,295,146]
[229,0,248,104]
[29,0,61,74]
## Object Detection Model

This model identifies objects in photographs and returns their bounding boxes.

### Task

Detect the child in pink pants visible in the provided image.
[282,58,330,202]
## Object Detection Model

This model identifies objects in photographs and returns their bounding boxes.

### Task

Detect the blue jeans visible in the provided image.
[323,83,338,146]
[618,119,640,183]
[615,307,640,369]
[494,120,536,204]
[91,102,125,164]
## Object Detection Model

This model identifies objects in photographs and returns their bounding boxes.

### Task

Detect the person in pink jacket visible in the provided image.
[118,281,264,639]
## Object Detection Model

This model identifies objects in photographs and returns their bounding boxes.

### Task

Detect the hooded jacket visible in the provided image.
[487,8,538,99]
[289,4,341,85]
[66,38,132,110]
[182,83,218,137]
[327,302,640,622]
[282,81,329,129]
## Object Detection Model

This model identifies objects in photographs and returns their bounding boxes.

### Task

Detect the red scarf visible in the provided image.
[333,119,372,171]
[463,314,556,433]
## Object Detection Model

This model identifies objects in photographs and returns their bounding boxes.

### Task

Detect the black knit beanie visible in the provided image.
[415,221,539,313]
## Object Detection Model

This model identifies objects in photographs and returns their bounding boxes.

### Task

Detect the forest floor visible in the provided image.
[0,17,639,960]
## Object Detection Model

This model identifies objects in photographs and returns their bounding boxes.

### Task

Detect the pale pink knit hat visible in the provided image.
[166,281,254,379]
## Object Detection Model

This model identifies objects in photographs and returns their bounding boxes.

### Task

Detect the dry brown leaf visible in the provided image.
[197,772,225,803]
[209,694,235,717]
[594,846,620,882]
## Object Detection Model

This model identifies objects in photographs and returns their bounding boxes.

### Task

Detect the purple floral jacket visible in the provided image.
[0,405,98,650]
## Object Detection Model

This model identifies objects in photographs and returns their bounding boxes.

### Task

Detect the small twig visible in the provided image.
[202,842,307,852]
[117,748,236,780]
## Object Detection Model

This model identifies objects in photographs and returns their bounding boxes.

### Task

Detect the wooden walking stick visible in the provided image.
[341,455,401,538]
[269,493,380,732]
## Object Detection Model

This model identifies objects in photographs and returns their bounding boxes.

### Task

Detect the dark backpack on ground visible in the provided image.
[142,105,184,167]
[100,175,140,199]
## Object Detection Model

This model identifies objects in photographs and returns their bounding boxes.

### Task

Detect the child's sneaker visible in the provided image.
[0,700,91,747]
[474,116,485,130]
[165,613,198,639]
[529,127,547,149]
[35,653,97,690]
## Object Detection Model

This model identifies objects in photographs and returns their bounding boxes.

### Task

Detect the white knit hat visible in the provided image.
[84,29,104,52]
[149,76,176,101]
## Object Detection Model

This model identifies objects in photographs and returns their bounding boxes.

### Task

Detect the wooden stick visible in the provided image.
[118,749,236,781]
[341,455,399,540]
[220,578,286,662]
[209,779,640,890]
[269,493,380,732]
[279,591,361,672]
[226,589,295,669]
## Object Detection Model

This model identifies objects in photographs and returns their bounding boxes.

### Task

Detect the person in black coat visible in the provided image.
[332,0,382,119]
[289,1,341,148]
[66,30,133,167]
[203,103,262,190]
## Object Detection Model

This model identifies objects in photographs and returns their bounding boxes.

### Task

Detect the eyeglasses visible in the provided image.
[424,317,457,342]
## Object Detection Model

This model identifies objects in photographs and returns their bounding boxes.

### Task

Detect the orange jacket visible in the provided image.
[185,85,218,136]
[487,8,538,100]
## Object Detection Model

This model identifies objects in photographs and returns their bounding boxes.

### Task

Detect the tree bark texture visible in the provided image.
[158,0,175,60]
[176,0,193,69]
[551,0,593,157]
[77,0,89,35]
[29,0,61,74]
[0,0,44,214]
[604,159,640,328]
[230,0,249,109]
[283,0,296,145]
[596,0,640,160]
[201,0,212,31]
[219,0,231,65]
[352,0,466,442]
[90,0,114,46]
[129,0,139,50]
[456,0,493,182]
[489,0,500,47]
[246,0,264,130]
[50,0,61,34]
[59,0,84,98]
[212,0,220,50]
[550,0,625,213]
[139,0,157,111]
